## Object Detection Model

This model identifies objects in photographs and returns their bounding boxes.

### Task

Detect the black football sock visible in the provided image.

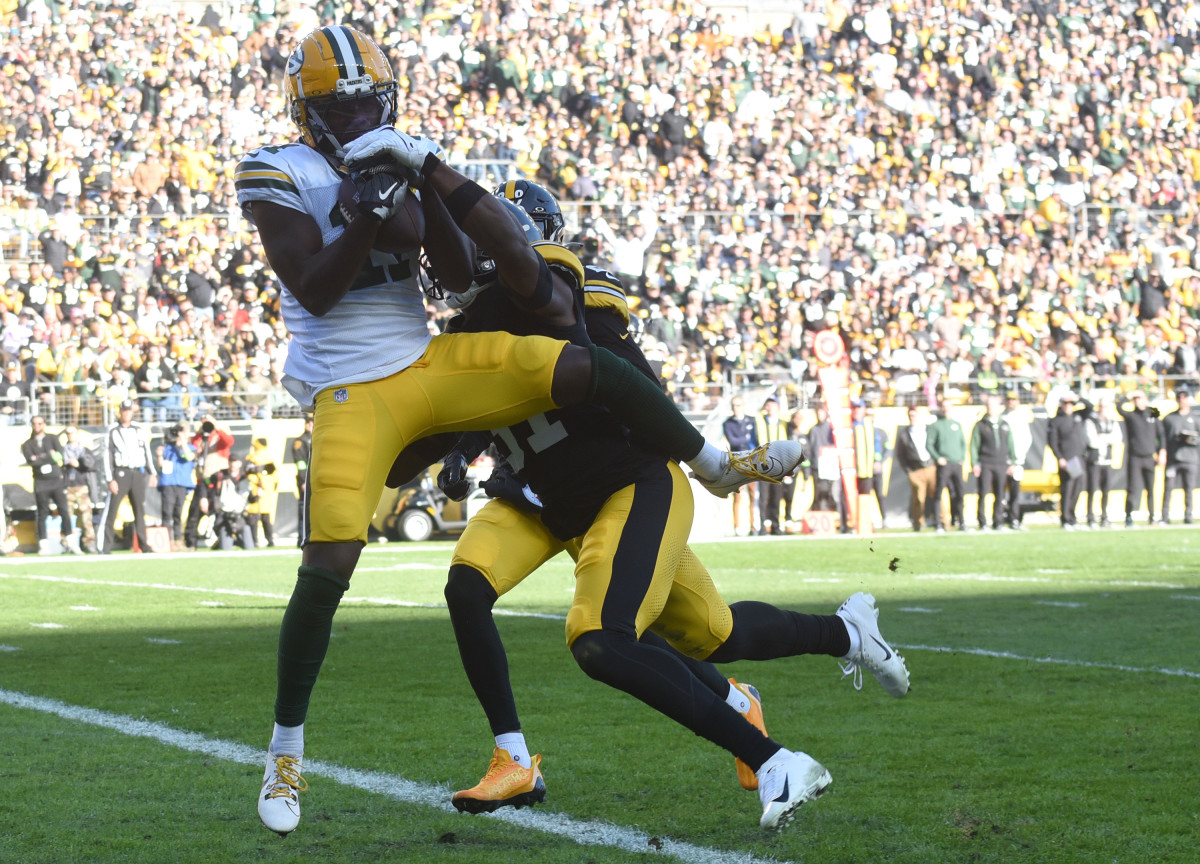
[444,564,521,735]
[274,565,350,727]
[571,630,778,772]
[705,601,851,664]
[640,629,730,699]
[587,344,706,462]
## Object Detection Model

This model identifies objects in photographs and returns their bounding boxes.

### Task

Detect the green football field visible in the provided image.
[2,528,1197,864]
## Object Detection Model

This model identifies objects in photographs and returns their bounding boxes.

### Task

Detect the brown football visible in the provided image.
[338,174,425,253]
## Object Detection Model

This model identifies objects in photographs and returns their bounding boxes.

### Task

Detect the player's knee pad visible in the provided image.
[569,629,636,684]
[444,564,499,614]
[310,487,368,543]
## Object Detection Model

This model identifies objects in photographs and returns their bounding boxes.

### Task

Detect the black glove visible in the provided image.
[1150,406,1161,419]
[437,451,470,501]
[352,169,408,222]
[482,463,542,513]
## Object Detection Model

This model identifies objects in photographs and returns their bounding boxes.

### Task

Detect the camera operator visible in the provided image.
[157,422,196,551]
[214,457,253,550]
[245,436,278,547]
[1161,388,1199,524]
[184,414,233,551]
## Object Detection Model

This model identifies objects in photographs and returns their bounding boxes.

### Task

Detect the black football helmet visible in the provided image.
[493,179,566,243]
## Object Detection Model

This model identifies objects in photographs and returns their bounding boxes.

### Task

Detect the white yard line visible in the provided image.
[0,688,792,864]
[0,572,569,621]
[897,643,1200,679]
[5,573,1198,679]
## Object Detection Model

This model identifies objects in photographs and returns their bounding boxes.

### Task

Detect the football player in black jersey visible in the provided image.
[391,181,911,831]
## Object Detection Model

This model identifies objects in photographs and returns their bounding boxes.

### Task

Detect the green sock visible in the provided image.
[587,344,705,462]
[274,565,350,727]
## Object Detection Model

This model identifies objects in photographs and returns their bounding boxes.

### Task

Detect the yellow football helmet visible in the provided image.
[284,25,398,156]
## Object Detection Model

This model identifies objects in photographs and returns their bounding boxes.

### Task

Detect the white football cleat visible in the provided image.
[697,441,805,498]
[258,753,307,836]
[836,592,910,697]
[757,749,832,831]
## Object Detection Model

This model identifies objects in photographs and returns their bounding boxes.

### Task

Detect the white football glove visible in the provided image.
[352,170,408,222]
[342,128,444,182]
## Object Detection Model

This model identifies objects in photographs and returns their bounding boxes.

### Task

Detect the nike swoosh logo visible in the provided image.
[771,776,790,803]
[620,333,629,339]
[871,635,892,661]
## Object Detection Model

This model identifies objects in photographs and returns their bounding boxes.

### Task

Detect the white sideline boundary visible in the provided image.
[0,688,792,864]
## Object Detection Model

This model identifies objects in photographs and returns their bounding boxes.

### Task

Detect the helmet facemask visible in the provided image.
[302,85,397,157]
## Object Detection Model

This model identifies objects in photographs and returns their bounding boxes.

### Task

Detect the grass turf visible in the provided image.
[1,527,1197,863]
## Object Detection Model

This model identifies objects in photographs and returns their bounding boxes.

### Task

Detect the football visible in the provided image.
[338,174,425,253]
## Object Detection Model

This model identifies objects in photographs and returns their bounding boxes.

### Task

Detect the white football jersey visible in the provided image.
[234,142,431,408]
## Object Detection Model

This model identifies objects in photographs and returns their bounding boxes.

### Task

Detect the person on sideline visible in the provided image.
[21,415,75,554]
[99,400,157,553]
[894,404,936,531]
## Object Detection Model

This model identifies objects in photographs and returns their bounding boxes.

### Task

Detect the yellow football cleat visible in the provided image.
[730,678,767,790]
[451,748,546,814]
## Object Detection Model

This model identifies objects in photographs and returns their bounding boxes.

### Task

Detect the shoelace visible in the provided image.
[482,753,511,780]
[265,755,309,799]
[838,658,865,691]
[727,444,785,484]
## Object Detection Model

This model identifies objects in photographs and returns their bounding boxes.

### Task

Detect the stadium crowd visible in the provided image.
[2,0,1200,427]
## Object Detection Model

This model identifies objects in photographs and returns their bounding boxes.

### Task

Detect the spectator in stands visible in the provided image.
[0,0,1198,436]
[163,366,203,422]
[0,360,31,425]
[134,343,173,423]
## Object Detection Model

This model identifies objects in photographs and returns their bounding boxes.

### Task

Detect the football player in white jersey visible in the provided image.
[236,25,806,837]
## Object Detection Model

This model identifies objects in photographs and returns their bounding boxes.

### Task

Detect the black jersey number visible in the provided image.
[493,413,568,473]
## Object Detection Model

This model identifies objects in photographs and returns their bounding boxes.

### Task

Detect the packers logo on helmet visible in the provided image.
[493,180,566,244]
[284,25,398,156]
